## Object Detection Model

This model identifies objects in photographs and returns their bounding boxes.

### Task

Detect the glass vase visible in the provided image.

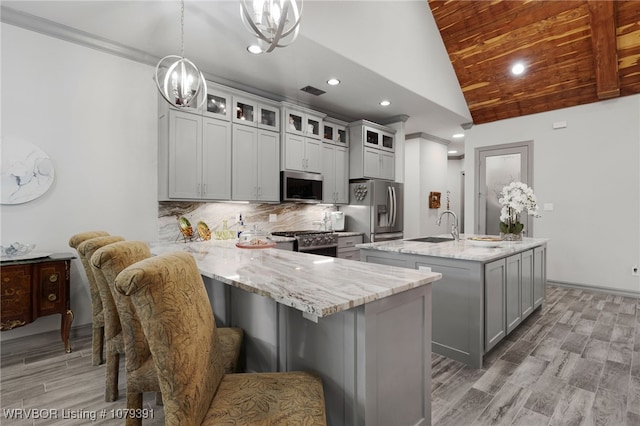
[500,232,523,241]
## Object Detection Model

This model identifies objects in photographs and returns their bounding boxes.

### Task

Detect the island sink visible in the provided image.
[406,237,454,243]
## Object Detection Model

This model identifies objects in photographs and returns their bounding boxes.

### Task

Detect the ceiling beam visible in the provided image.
[588,0,620,99]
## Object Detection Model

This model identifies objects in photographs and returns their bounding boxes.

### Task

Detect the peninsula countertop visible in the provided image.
[151,240,441,318]
[357,234,548,262]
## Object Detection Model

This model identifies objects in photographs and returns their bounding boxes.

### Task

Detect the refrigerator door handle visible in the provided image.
[391,186,397,227]
[387,186,394,228]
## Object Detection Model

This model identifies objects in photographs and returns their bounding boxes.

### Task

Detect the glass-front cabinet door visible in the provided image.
[258,103,280,131]
[381,131,394,152]
[306,114,322,139]
[286,109,304,135]
[323,121,348,146]
[364,127,380,148]
[202,85,231,121]
[233,96,257,126]
[363,126,394,152]
[284,108,323,139]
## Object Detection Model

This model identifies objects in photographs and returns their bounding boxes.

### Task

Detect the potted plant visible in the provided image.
[498,181,540,240]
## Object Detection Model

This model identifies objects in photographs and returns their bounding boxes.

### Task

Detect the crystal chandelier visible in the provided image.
[155,0,206,108]
[240,0,303,54]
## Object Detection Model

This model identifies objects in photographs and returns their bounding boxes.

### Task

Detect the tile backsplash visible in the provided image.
[158,201,337,243]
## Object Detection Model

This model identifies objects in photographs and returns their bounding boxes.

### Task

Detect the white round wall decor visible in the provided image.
[1,139,55,205]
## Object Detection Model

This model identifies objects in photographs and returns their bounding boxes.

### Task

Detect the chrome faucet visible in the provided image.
[437,210,459,241]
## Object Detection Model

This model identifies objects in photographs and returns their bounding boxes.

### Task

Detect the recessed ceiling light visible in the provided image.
[247,45,263,54]
[511,62,525,75]
[327,78,340,86]
[452,133,464,138]
[379,100,391,106]
[448,150,458,154]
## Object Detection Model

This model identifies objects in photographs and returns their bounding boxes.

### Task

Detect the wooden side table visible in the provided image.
[1,253,75,352]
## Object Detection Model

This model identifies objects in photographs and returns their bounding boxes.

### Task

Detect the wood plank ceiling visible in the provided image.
[428,0,640,125]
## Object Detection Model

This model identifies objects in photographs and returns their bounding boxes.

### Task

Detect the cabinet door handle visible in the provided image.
[203,184,207,196]
[49,274,58,283]
[48,293,58,302]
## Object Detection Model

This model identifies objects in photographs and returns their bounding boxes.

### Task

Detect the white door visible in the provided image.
[476,142,532,235]
[363,147,381,178]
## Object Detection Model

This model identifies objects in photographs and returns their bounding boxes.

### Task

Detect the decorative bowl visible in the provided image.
[1,242,36,257]
[466,237,503,248]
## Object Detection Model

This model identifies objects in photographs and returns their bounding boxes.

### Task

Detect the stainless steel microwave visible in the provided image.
[280,171,323,203]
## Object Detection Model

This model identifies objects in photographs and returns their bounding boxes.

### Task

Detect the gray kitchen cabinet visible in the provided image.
[360,241,547,368]
[349,120,396,180]
[281,104,325,173]
[284,133,322,173]
[485,258,507,352]
[322,144,348,204]
[158,109,231,201]
[505,253,522,334]
[521,249,534,319]
[533,245,546,308]
[231,125,279,202]
[337,234,362,260]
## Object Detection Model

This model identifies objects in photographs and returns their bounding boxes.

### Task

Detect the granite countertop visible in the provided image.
[357,234,548,262]
[151,240,441,318]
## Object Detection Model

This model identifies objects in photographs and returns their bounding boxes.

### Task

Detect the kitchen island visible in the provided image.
[357,235,548,369]
[151,240,441,426]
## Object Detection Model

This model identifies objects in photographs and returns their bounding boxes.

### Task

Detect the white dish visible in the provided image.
[1,251,53,262]
[466,237,503,248]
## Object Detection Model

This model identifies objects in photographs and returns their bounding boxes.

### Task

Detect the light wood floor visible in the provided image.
[1,285,638,425]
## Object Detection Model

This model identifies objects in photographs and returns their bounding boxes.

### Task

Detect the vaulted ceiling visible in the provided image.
[428,0,640,126]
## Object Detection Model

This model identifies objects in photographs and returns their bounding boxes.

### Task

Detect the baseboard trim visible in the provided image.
[549,280,640,299]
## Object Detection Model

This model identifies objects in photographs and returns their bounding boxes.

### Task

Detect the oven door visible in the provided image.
[298,246,337,257]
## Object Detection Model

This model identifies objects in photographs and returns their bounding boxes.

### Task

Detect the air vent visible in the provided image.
[300,85,326,96]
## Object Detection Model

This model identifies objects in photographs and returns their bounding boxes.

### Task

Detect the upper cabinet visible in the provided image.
[233,96,280,132]
[349,120,396,181]
[158,83,281,203]
[158,109,231,201]
[283,105,323,139]
[323,118,348,147]
[281,103,326,173]
[202,83,232,121]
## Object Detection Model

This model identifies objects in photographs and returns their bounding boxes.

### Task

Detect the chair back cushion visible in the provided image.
[91,240,152,369]
[76,236,124,326]
[68,231,109,249]
[115,251,225,426]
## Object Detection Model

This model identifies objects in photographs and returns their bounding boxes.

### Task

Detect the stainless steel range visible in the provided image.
[271,230,338,257]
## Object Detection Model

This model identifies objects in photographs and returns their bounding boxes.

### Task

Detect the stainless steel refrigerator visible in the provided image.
[341,180,403,243]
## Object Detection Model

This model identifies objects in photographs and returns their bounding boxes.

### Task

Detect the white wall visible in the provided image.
[404,135,449,238]
[464,95,640,295]
[1,24,159,340]
[446,158,465,232]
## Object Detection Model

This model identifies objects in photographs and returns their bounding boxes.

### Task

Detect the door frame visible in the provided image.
[474,140,534,235]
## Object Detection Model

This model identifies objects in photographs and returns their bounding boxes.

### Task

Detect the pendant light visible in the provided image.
[240,0,303,54]
[155,0,206,108]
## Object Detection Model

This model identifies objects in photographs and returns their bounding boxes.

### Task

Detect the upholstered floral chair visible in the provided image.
[93,241,244,425]
[115,251,327,425]
[77,235,125,401]
[68,231,111,366]
[90,240,160,421]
